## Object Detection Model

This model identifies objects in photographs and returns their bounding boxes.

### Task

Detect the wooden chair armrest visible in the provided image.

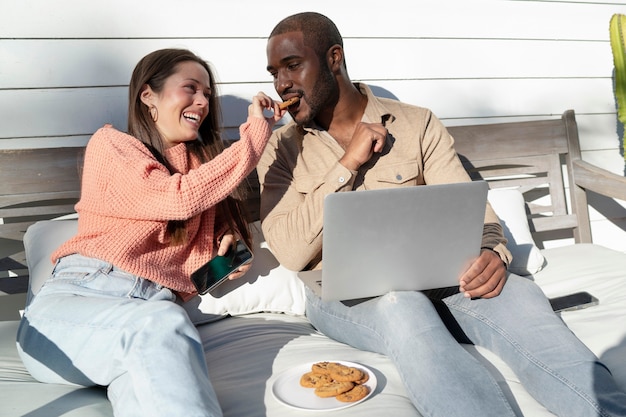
[572,159,626,201]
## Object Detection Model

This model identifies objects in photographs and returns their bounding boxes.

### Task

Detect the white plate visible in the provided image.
[271,360,377,412]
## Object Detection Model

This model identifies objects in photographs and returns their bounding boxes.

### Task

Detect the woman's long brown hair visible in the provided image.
[127,48,251,249]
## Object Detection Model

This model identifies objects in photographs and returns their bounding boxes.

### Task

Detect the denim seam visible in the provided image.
[308,297,513,417]
[446,301,608,417]
[309,300,422,393]
[25,309,121,330]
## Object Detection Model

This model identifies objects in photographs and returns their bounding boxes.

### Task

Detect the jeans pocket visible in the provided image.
[46,265,135,299]
[41,255,174,301]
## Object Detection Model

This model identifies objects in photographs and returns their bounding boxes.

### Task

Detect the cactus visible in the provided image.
[609,14,626,162]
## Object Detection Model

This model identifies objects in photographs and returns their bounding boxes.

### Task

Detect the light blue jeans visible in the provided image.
[305,274,626,417]
[16,254,223,417]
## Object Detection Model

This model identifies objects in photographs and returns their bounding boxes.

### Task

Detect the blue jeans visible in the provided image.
[16,254,222,417]
[305,274,626,417]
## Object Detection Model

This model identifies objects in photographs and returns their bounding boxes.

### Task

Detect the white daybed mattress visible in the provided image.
[199,244,626,417]
[1,243,626,416]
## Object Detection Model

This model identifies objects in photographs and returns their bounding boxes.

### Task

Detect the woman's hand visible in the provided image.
[217,233,251,280]
[248,91,287,128]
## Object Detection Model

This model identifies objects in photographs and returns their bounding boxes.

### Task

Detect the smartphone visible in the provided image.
[549,291,599,313]
[191,240,254,295]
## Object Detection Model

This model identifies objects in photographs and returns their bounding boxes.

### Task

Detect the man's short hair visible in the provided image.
[269,12,344,66]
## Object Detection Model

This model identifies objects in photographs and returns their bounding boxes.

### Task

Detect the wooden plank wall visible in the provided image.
[1,0,625,251]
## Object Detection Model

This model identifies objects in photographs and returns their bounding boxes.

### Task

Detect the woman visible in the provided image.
[16,48,286,417]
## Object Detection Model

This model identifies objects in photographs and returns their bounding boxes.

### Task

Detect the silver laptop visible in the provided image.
[298,181,489,301]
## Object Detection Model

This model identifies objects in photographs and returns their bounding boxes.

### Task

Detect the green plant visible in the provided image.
[609,13,626,162]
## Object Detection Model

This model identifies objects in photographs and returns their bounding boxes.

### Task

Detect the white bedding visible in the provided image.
[201,243,626,417]
[1,238,625,416]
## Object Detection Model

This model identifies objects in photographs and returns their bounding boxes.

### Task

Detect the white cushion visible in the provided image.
[487,188,546,275]
[23,219,305,324]
[23,218,78,304]
[183,222,305,324]
[23,188,542,323]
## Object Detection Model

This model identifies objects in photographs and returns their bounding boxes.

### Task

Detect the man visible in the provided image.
[258,11,626,417]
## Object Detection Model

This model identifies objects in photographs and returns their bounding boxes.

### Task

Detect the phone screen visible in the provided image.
[549,291,599,313]
[191,240,253,295]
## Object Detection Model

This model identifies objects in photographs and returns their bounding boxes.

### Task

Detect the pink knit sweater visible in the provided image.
[52,116,271,298]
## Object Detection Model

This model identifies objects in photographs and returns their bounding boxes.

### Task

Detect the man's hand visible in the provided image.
[339,122,387,171]
[459,249,507,299]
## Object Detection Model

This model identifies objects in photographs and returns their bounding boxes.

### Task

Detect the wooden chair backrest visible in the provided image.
[0,110,590,287]
[448,109,590,246]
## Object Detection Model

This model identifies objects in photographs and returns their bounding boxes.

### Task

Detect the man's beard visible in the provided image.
[295,66,338,126]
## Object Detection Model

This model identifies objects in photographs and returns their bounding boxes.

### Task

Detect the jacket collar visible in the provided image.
[300,82,396,134]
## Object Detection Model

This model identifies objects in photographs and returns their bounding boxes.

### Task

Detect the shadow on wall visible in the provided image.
[220,95,253,137]
[368,85,399,101]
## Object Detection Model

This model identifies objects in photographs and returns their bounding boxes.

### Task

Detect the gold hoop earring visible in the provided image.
[149,106,158,122]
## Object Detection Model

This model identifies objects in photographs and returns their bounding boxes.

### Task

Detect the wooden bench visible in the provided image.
[450,109,626,247]
[2,109,626,417]
[1,109,625,293]
[0,147,84,292]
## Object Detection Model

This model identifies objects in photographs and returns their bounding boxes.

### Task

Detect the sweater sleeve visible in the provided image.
[78,118,271,221]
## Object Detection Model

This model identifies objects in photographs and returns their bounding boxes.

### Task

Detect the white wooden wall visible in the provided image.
[1,0,625,251]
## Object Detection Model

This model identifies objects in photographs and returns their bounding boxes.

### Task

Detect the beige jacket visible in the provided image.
[257,84,511,271]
